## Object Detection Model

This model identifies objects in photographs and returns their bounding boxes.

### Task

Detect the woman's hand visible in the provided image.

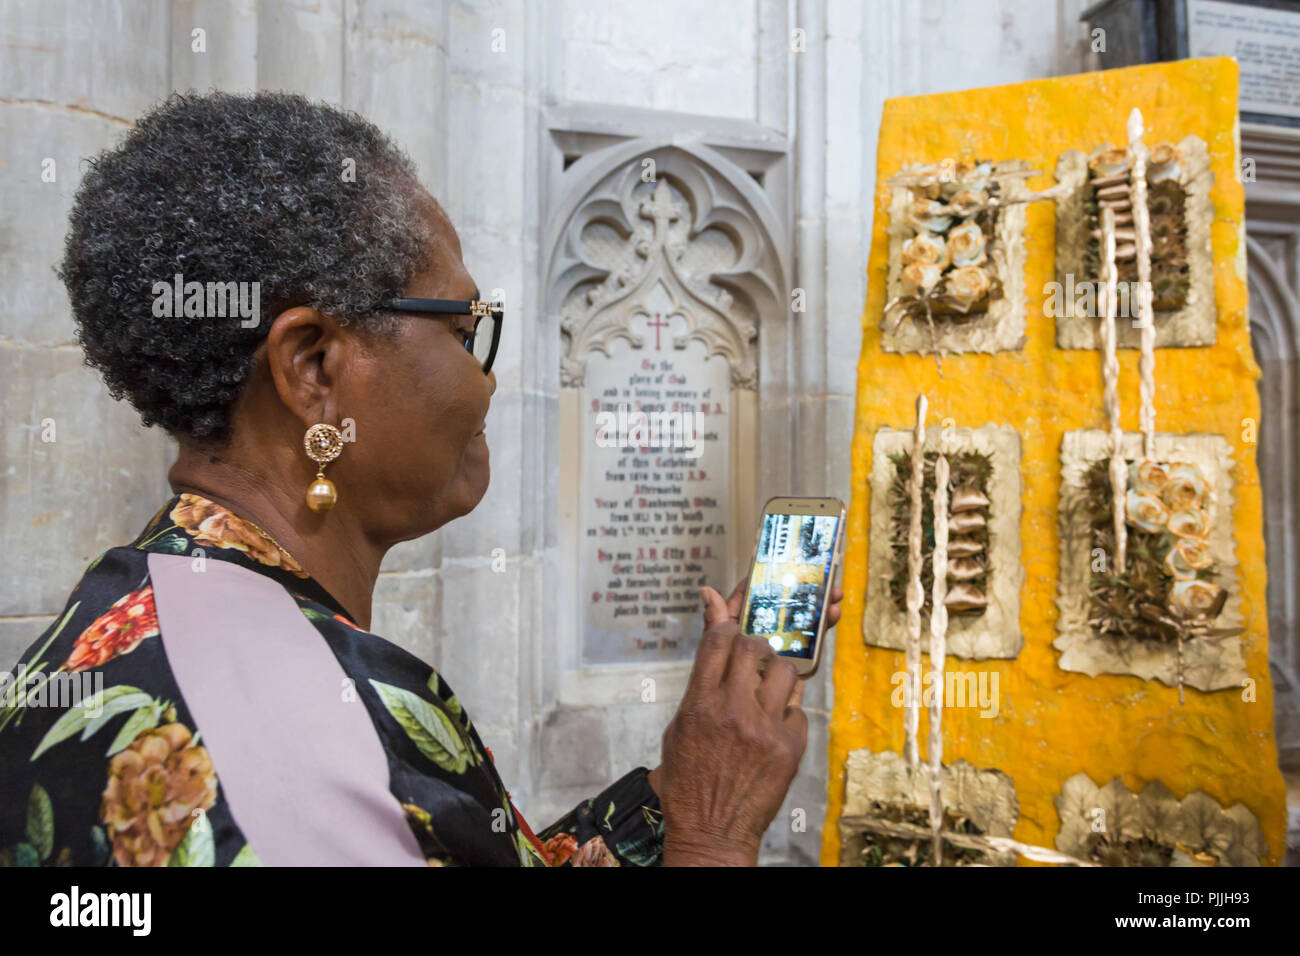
[648,578,843,866]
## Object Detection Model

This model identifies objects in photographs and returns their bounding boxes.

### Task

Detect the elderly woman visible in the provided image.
[0,92,838,867]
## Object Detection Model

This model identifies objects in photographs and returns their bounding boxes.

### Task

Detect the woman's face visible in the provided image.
[339,192,496,542]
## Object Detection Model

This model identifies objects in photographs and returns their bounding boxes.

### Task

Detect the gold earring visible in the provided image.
[303,423,344,513]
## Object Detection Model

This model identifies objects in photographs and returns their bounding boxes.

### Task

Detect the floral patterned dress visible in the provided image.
[0,494,663,867]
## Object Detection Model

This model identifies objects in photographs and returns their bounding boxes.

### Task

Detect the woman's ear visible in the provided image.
[262,306,347,427]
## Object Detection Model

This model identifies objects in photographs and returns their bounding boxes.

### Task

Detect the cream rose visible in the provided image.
[1170,579,1225,620]
[908,197,953,234]
[901,232,949,269]
[953,159,992,183]
[1166,538,1214,580]
[1089,147,1129,178]
[901,262,943,296]
[1162,463,1208,511]
[1148,142,1181,184]
[1167,507,1211,540]
[942,265,991,312]
[1125,490,1169,534]
[1132,460,1170,495]
[947,188,986,219]
[946,221,987,267]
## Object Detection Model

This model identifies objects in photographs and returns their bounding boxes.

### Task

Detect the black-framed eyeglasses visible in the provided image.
[386,298,504,374]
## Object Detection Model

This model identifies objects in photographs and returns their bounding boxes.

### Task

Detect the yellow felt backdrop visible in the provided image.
[823,57,1287,866]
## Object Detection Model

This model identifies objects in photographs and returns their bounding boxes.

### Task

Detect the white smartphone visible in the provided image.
[738,496,847,679]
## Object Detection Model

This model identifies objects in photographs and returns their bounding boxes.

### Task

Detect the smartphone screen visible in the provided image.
[740,511,842,659]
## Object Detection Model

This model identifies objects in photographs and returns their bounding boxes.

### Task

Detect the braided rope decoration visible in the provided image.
[1099,205,1128,574]
[928,451,950,864]
[903,394,927,769]
[1128,108,1158,461]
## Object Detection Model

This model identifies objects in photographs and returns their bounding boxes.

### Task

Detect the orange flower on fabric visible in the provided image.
[64,587,160,672]
[170,493,309,578]
[570,835,620,867]
[543,832,579,866]
[99,723,218,867]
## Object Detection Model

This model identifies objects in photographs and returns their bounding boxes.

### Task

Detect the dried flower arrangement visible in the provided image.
[1080,143,1189,313]
[838,750,1023,868]
[1082,457,1227,643]
[856,800,988,867]
[884,161,1006,360]
[1076,454,1243,701]
[887,450,993,618]
[1055,430,1245,692]
[1053,132,1214,351]
[1055,773,1267,867]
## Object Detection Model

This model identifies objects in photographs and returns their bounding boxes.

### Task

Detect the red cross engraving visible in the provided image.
[646,312,670,351]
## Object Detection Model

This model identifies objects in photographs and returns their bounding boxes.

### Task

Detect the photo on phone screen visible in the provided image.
[741,511,841,659]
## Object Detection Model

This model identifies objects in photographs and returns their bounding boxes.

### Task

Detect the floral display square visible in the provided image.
[838,749,1020,868]
[881,159,1035,356]
[1055,430,1245,690]
[1055,772,1266,867]
[864,424,1024,660]
[1053,136,1215,350]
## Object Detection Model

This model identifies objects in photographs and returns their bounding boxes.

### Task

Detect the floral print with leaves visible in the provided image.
[0,493,662,867]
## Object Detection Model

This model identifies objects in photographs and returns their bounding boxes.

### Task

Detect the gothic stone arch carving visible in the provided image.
[548,145,783,391]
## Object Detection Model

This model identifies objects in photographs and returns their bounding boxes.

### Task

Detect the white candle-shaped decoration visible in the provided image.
[1128,108,1158,461]
[928,451,950,865]
[904,394,927,770]
[1099,205,1127,574]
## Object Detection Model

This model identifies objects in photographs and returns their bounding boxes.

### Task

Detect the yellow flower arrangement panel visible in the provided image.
[825,57,1286,866]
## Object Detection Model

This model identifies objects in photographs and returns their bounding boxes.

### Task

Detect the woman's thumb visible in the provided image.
[701,586,730,629]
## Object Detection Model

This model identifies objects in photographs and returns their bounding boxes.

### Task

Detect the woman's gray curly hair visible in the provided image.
[58,90,438,444]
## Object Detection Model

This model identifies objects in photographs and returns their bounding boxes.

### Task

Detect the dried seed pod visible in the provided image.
[948,511,987,535]
[1094,183,1131,200]
[949,486,991,513]
[947,538,984,557]
[944,583,988,611]
[1090,171,1130,189]
[1089,228,1136,242]
[946,557,985,581]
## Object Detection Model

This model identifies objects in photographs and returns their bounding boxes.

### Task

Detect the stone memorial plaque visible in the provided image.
[579,307,731,665]
[1188,0,1300,119]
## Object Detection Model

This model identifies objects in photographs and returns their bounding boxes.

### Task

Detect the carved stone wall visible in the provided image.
[552,158,778,391]
[1242,123,1300,774]
[539,104,796,847]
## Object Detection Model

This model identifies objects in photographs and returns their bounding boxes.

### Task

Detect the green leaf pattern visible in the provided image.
[230,843,262,867]
[25,784,53,861]
[166,817,215,867]
[31,684,150,761]
[106,702,163,756]
[370,680,472,774]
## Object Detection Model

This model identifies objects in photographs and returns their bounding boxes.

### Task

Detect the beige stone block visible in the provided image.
[370,568,439,666]
[0,103,132,345]
[0,0,167,120]
[436,560,519,729]
[170,0,258,92]
[537,705,611,792]
[0,347,171,616]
